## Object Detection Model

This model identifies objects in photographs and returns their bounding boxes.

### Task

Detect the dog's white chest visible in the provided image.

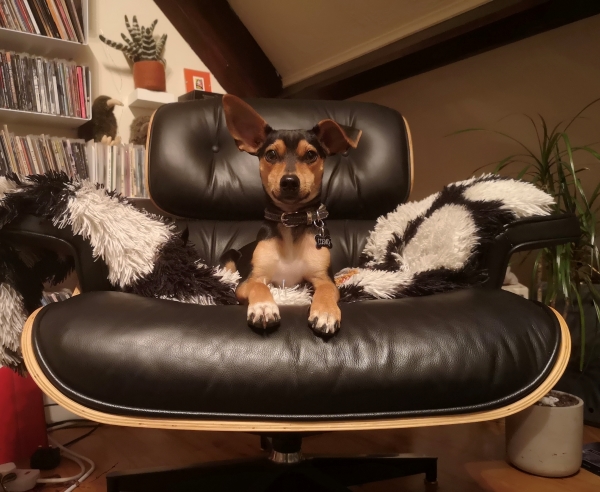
[271,258,308,287]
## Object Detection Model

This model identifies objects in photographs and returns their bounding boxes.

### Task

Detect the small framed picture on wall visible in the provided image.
[184,69,212,93]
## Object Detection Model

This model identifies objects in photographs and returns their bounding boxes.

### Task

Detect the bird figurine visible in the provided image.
[78,95,123,143]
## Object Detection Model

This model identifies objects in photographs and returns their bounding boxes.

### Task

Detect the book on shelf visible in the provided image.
[0,49,89,118]
[0,126,148,198]
[0,123,87,177]
[0,0,85,43]
[85,141,147,198]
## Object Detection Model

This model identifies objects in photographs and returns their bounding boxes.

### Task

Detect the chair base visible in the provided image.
[106,434,437,492]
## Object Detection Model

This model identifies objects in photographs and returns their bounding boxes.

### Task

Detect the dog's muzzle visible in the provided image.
[279,175,301,199]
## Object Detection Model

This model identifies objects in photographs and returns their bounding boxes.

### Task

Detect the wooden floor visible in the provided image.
[32,420,600,491]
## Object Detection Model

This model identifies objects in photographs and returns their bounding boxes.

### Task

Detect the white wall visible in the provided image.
[85,0,224,142]
[352,14,600,202]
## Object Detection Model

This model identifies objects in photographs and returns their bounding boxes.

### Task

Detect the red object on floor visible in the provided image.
[0,367,47,463]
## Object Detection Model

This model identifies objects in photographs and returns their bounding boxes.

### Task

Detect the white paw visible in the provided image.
[248,302,281,330]
[309,309,341,336]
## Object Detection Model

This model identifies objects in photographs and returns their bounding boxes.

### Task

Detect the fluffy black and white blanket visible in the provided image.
[0,172,553,373]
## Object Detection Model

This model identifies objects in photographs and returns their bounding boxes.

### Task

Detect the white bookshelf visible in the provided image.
[0,106,88,129]
[0,26,87,59]
[0,0,90,130]
[0,0,88,42]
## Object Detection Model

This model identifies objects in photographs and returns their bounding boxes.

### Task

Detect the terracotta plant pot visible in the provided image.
[133,61,166,92]
[506,390,583,477]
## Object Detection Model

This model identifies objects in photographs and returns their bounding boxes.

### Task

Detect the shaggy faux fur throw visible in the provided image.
[0,172,553,373]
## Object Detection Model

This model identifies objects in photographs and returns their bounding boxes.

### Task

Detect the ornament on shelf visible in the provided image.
[78,96,123,143]
[99,16,168,92]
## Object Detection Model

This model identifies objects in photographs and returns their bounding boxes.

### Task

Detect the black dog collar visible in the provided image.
[264,204,329,227]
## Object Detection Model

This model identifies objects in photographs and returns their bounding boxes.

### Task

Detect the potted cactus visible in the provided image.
[99,16,167,92]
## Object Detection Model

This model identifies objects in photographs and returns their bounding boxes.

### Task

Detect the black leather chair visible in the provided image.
[11,97,580,491]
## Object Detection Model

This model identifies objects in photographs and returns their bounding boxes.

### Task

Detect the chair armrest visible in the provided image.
[0,215,112,293]
[482,214,581,289]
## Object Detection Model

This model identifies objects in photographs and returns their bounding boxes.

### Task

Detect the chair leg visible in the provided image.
[260,435,272,451]
[106,457,278,492]
[106,458,355,492]
[299,463,354,492]
[308,454,438,488]
[105,435,437,492]
[106,456,437,492]
[424,457,438,484]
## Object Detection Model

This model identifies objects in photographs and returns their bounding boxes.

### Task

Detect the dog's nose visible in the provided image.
[280,175,300,193]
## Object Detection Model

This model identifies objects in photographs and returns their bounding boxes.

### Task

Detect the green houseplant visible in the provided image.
[99,16,167,92]
[456,100,600,424]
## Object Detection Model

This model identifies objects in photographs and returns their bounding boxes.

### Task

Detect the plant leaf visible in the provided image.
[564,97,600,132]
[572,284,586,371]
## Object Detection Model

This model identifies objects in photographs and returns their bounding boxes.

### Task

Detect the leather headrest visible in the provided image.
[147,97,411,220]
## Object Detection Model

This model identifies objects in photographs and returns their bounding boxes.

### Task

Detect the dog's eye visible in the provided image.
[305,150,317,163]
[265,150,278,163]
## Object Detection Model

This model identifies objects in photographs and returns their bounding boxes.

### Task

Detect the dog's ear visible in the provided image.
[222,95,271,154]
[313,120,362,155]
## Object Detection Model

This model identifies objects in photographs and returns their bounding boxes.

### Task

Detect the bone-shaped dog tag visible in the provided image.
[315,233,332,249]
[314,219,332,249]
[315,227,332,249]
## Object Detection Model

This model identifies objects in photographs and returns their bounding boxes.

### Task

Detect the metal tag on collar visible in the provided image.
[314,219,332,249]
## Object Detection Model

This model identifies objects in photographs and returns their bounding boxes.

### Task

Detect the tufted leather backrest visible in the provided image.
[180,219,375,270]
[147,97,412,220]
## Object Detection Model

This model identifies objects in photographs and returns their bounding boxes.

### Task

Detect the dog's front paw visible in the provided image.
[248,302,280,330]
[309,307,341,336]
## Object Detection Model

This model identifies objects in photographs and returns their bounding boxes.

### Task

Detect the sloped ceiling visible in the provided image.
[228,0,490,87]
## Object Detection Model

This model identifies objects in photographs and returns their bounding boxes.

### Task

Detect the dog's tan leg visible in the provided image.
[308,276,341,335]
[237,279,280,330]
[236,238,282,330]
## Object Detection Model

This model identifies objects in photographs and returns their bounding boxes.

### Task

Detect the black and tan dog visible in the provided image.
[221,95,360,335]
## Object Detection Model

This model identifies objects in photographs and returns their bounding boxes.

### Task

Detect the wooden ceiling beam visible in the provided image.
[281,0,600,100]
[154,0,282,97]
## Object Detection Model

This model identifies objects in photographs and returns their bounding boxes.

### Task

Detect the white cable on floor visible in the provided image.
[36,435,96,492]
[35,422,91,483]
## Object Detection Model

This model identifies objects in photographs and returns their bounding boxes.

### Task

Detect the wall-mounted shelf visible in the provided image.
[0,108,89,129]
[0,27,88,60]
[128,89,176,109]
[0,0,88,55]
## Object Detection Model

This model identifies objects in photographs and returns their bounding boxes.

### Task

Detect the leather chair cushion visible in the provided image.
[32,289,559,421]
[147,98,411,220]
